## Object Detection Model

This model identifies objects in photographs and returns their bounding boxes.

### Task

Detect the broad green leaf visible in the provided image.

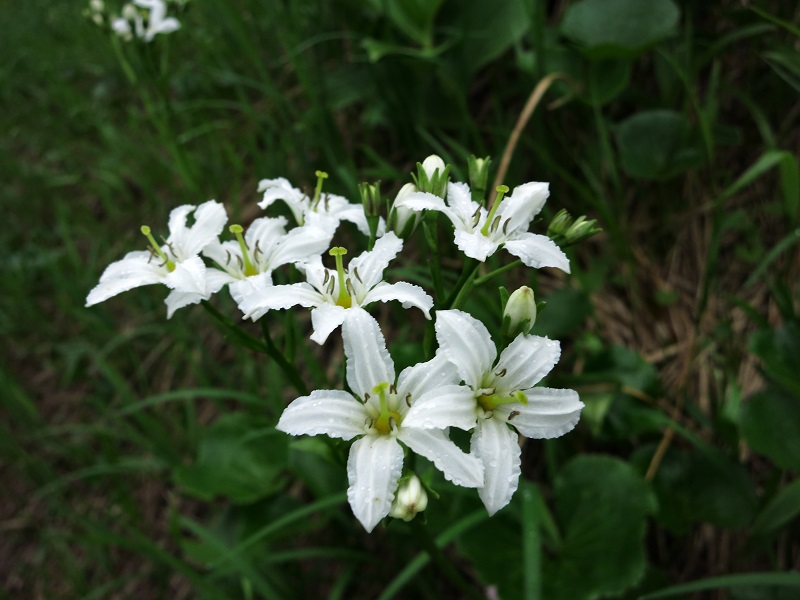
[749,321,800,396]
[752,477,800,534]
[616,110,703,180]
[543,455,656,600]
[174,414,289,504]
[453,0,530,75]
[633,445,757,532]
[740,388,800,471]
[531,287,592,339]
[457,512,524,600]
[561,0,680,59]
[386,0,444,47]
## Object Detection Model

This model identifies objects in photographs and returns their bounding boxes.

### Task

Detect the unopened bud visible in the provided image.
[468,155,492,204]
[547,209,573,238]
[503,286,537,337]
[421,155,446,180]
[389,183,421,238]
[358,181,381,218]
[389,474,428,522]
[413,155,450,198]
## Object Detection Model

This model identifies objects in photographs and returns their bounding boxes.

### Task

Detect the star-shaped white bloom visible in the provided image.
[435,309,584,515]
[132,0,180,42]
[397,181,570,272]
[202,213,336,311]
[258,175,385,237]
[237,231,432,344]
[86,200,227,318]
[277,308,483,532]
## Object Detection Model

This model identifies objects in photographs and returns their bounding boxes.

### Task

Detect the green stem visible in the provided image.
[443,259,480,309]
[260,320,309,396]
[201,301,267,354]
[474,259,522,286]
[409,520,483,600]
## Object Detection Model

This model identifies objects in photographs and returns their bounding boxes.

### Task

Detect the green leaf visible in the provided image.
[543,455,655,600]
[615,110,703,180]
[740,388,800,471]
[634,445,757,531]
[640,572,800,599]
[752,477,800,535]
[454,0,530,75]
[749,320,800,396]
[386,0,444,47]
[174,414,289,504]
[530,288,592,339]
[561,0,680,59]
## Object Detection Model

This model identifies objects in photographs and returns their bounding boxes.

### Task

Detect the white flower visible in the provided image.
[237,232,432,344]
[389,182,422,238]
[421,155,446,180]
[397,181,570,272]
[258,173,385,237]
[503,285,537,337]
[202,213,336,311]
[277,309,483,532]
[122,0,180,42]
[85,200,227,317]
[111,16,133,40]
[435,309,583,515]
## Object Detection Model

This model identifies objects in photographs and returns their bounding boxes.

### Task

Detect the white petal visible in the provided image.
[258,178,307,224]
[399,428,483,488]
[268,221,335,269]
[229,272,273,309]
[85,250,166,306]
[327,201,371,236]
[494,388,583,439]
[238,282,321,320]
[402,385,478,431]
[245,216,288,257]
[347,435,404,532]
[152,16,180,36]
[495,334,561,392]
[472,417,521,515]
[453,229,499,262]
[206,268,238,293]
[446,181,482,225]
[504,233,570,273]
[341,308,395,396]
[348,232,402,292]
[361,281,432,318]
[395,191,458,226]
[435,310,496,390]
[202,239,240,275]
[168,201,228,259]
[164,256,207,294]
[309,303,348,345]
[396,353,461,400]
[497,182,549,234]
[164,289,205,318]
[277,390,367,440]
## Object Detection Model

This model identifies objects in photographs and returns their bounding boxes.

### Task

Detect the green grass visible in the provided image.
[2,0,800,598]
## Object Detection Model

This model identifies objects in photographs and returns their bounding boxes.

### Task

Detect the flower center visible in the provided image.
[328,247,352,308]
[370,382,403,435]
[229,224,259,277]
[480,185,509,236]
[141,225,176,272]
[477,388,528,412]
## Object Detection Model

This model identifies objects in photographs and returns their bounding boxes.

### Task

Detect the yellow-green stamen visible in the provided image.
[141,225,175,272]
[480,185,509,236]
[311,170,329,210]
[372,382,401,434]
[229,224,258,277]
[328,247,352,308]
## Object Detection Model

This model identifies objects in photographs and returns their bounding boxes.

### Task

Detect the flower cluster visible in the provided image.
[87,155,587,532]
[85,0,183,42]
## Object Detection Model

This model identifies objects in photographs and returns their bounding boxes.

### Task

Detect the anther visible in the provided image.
[502,218,510,235]
[353,267,362,283]
[471,206,482,228]
[495,368,507,377]
[389,384,396,395]
[481,388,496,396]
[225,249,232,265]
[405,393,412,407]
[490,215,502,232]
[140,225,175,271]
[508,410,520,421]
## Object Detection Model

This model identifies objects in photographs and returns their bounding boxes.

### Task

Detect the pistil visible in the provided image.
[311,170,329,210]
[372,382,400,434]
[329,247,352,308]
[141,225,175,272]
[229,224,258,277]
[480,185,509,236]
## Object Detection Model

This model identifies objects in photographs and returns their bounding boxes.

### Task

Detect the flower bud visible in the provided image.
[503,286,537,337]
[421,155,446,180]
[389,183,421,238]
[389,474,428,522]
[467,155,492,204]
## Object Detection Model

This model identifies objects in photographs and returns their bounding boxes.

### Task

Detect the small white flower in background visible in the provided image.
[397,181,570,272]
[86,200,227,318]
[277,309,482,532]
[86,0,106,25]
[258,172,385,237]
[503,285,538,337]
[388,183,422,239]
[237,231,433,344]
[202,213,336,311]
[435,309,583,516]
[111,0,180,43]
[389,474,428,522]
